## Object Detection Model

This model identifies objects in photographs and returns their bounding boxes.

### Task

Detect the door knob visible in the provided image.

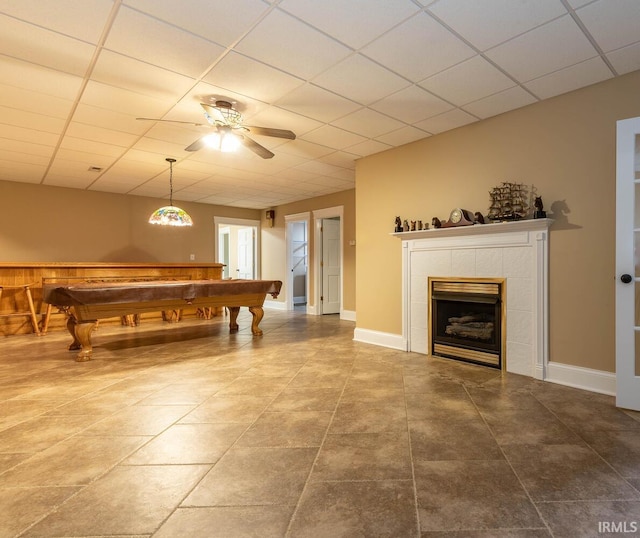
[621,274,633,284]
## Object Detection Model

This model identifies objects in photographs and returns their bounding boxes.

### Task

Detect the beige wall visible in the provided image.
[0,181,260,263]
[264,189,356,312]
[356,70,640,374]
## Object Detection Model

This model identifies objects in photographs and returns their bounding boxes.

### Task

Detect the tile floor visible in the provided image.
[1,310,640,537]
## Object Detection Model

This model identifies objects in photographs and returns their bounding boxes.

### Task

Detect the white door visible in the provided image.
[321,218,340,314]
[615,116,640,411]
[237,227,254,279]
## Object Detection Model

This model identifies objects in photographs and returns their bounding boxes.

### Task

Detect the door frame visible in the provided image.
[313,206,343,316]
[213,216,261,279]
[285,212,310,312]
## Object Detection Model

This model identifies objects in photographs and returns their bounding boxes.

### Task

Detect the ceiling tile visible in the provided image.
[301,125,367,150]
[332,108,405,138]
[91,50,196,101]
[0,56,83,100]
[277,139,335,160]
[362,12,476,82]
[0,0,114,43]
[235,9,351,80]
[43,174,99,189]
[0,83,74,119]
[60,137,126,158]
[576,0,640,52]
[203,52,305,104]
[0,138,55,159]
[72,104,149,135]
[375,126,430,146]
[607,42,640,75]
[0,105,66,134]
[65,122,140,148]
[428,0,567,51]
[462,87,537,119]
[318,151,358,170]
[80,81,175,118]
[370,85,454,124]
[124,0,269,47]
[244,107,323,139]
[0,14,96,77]
[413,108,477,134]
[0,159,45,183]
[0,124,59,146]
[419,56,516,106]
[275,84,361,123]
[278,0,420,49]
[485,15,598,82]
[524,57,613,100]
[345,139,392,157]
[104,6,226,78]
[313,54,410,105]
[0,148,50,167]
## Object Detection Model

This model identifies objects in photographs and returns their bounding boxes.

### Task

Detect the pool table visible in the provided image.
[43,279,282,361]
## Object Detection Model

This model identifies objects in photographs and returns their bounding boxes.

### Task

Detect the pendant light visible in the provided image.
[148,158,193,227]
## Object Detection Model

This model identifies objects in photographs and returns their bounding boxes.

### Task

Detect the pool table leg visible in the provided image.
[248,306,264,336]
[65,316,95,362]
[227,306,264,336]
[228,307,240,332]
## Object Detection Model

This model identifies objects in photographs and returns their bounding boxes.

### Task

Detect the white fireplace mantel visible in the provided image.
[396,218,553,380]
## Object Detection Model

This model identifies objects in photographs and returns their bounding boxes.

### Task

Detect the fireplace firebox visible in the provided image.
[429,278,505,369]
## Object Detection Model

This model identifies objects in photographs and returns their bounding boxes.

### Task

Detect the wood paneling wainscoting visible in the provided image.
[0,263,224,336]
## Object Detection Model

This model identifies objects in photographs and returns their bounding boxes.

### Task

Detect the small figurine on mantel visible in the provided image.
[474,212,485,224]
[533,196,546,219]
[403,219,410,232]
[395,216,403,233]
[432,217,441,229]
[410,220,417,231]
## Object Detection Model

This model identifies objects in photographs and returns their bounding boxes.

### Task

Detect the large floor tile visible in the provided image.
[183,446,317,506]
[21,464,210,536]
[414,460,543,532]
[154,506,293,538]
[503,443,640,501]
[288,480,418,538]
[312,432,412,481]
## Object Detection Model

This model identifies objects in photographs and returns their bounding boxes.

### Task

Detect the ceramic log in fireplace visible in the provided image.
[429,278,506,369]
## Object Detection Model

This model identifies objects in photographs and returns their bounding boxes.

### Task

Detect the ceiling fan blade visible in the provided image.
[185,137,207,152]
[200,103,226,124]
[241,135,275,159]
[245,126,296,139]
[136,117,207,127]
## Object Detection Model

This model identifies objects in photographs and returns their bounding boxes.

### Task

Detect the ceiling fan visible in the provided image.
[137,101,296,159]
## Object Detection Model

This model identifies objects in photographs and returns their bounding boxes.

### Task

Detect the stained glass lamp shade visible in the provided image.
[149,158,193,227]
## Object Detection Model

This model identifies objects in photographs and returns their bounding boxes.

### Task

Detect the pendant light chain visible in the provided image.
[167,157,176,207]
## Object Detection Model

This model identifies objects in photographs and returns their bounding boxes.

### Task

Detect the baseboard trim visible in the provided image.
[545,361,616,396]
[341,309,356,322]
[264,300,287,311]
[353,328,406,351]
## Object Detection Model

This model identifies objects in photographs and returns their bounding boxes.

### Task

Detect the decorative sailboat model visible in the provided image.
[487,182,530,221]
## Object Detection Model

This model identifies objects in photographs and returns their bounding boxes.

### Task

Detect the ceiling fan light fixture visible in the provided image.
[149,158,193,227]
[203,131,241,153]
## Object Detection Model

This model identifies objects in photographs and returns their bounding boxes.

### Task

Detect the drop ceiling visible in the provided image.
[1,0,638,209]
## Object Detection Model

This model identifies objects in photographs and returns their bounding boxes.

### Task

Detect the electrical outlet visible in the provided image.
[190,254,195,261]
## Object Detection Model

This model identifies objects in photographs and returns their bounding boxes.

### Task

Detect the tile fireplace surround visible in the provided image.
[396,219,553,380]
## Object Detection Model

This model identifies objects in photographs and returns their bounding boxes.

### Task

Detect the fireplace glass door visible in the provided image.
[430,279,504,369]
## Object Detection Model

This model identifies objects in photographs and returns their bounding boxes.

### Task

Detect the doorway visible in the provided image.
[285,212,310,312]
[214,217,260,280]
[313,206,343,316]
